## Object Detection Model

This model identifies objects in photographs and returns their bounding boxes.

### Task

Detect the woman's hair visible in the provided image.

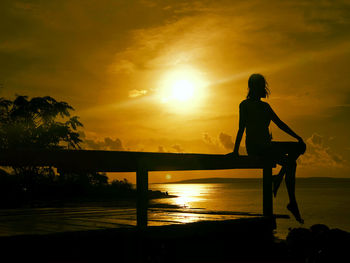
[247,73,270,99]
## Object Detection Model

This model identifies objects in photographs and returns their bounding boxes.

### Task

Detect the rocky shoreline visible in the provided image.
[284,224,350,262]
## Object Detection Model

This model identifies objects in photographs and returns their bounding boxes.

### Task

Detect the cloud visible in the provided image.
[129,89,148,98]
[202,132,245,154]
[307,133,324,148]
[219,132,234,150]
[201,132,225,153]
[202,132,213,145]
[104,137,124,150]
[111,59,137,75]
[158,145,165,152]
[299,133,346,168]
[78,131,86,139]
[171,144,184,153]
[83,136,124,151]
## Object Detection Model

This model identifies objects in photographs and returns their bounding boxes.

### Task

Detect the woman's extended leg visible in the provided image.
[270,142,296,198]
[268,141,305,223]
[285,157,304,223]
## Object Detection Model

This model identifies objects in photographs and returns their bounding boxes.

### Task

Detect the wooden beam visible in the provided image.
[136,167,148,228]
[0,150,275,172]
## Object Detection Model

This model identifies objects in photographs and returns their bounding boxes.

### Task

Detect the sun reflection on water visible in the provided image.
[148,183,248,226]
[158,183,212,208]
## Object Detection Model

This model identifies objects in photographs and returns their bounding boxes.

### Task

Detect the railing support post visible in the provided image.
[263,166,273,218]
[137,167,148,228]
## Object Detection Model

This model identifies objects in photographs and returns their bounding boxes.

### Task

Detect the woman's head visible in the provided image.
[247,73,270,99]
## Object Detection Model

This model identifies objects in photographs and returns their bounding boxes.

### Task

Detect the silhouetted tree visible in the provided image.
[0,95,82,151]
[111,178,133,190]
[0,95,83,188]
[89,172,108,186]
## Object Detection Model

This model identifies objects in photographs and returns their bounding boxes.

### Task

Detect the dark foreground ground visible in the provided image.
[0,217,349,263]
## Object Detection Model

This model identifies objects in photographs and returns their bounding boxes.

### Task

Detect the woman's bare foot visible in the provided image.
[287,203,304,224]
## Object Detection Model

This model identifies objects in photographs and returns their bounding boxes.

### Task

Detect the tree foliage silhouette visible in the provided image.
[0,95,83,181]
[0,95,83,150]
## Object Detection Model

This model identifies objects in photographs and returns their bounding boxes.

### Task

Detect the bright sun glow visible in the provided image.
[171,79,195,101]
[159,67,207,112]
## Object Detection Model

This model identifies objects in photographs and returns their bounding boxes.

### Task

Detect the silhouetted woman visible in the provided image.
[232,73,306,223]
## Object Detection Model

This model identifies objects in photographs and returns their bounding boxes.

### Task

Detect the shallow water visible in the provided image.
[150,178,350,239]
[0,178,348,239]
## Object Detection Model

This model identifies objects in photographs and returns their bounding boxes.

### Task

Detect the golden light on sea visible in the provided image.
[170,184,203,208]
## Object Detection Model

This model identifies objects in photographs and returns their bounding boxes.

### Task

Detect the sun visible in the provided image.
[159,67,207,112]
[171,79,195,102]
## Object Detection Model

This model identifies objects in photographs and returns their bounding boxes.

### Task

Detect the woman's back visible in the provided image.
[240,98,272,146]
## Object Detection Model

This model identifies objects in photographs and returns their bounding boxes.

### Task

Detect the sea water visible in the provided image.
[149,178,350,239]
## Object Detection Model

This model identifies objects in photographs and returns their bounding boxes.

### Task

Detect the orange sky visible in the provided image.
[1,0,350,183]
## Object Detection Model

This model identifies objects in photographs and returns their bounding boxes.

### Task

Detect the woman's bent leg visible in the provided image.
[273,166,286,197]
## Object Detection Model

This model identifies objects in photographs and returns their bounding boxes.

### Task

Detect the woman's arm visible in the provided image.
[233,103,246,156]
[269,106,303,141]
[233,128,244,156]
